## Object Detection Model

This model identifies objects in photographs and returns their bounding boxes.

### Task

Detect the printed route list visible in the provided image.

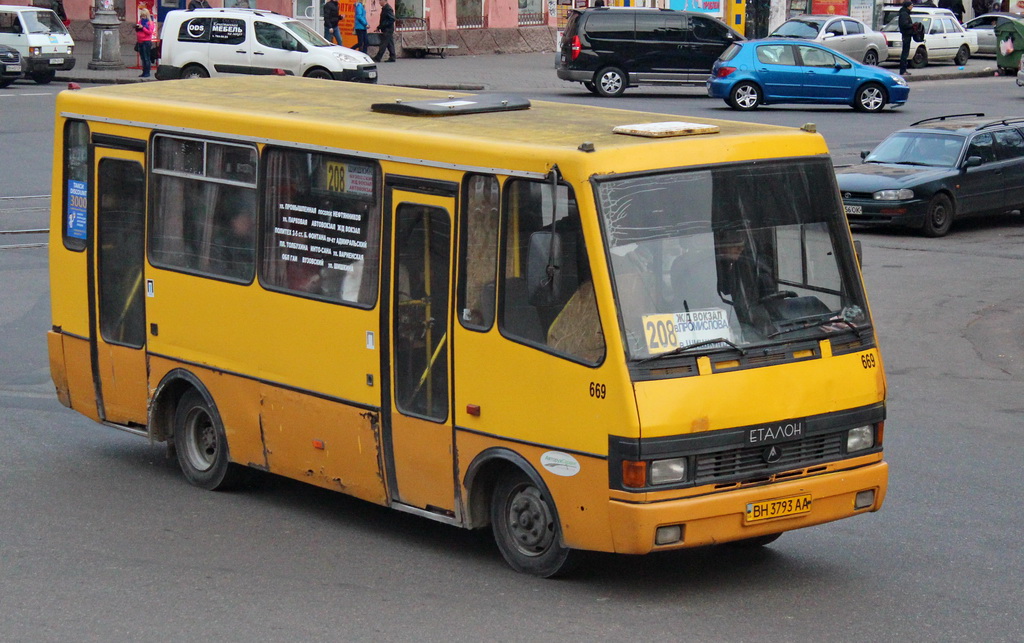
[273,202,367,275]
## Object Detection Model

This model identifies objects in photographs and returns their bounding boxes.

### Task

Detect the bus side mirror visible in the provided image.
[527,231,564,307]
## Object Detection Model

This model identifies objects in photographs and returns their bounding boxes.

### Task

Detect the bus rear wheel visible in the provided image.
[174,389,245,490]
[490,473,576,577]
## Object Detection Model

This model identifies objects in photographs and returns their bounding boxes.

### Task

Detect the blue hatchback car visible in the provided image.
[707,39,909,112]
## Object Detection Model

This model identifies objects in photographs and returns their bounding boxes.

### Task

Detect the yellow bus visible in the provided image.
[48,78,887,576]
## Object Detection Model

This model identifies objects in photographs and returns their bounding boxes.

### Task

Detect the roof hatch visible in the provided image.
[612,121,720,138]
[371,94,531,116]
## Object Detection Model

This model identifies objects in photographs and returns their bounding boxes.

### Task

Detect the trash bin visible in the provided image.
[994,19,1024,74]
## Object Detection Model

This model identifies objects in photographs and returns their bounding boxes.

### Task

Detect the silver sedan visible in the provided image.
[963,12,1022,56]
[769,15,889,65]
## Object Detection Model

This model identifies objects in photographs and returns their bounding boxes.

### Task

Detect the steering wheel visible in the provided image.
[759,290,798,304]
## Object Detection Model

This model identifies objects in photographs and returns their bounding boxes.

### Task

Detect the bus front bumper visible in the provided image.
[606,461,888,554]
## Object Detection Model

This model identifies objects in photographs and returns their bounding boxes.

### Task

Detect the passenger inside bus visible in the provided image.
[715,227,775,332]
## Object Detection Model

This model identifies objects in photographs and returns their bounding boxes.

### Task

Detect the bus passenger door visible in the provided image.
[382,185,457,516]
[92,148,149,425]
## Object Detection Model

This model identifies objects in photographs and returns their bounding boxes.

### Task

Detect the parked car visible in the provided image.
[0,43,20,88]
[835,114,1024,237]
[963,12,1022,55]
[707,39,909,112]
[0,4,75,84]
[156,8,377,82]
[880,7,978,68]
[555,7,743,97]
[769,15,889,65]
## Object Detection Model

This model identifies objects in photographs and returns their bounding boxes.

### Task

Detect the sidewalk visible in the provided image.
[54,46,1007,92]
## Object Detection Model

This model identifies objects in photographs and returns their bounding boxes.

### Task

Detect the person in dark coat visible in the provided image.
[373,0,396,62]
[939,0,965,21]
[323,0,341,45]
[898,0,915,76]
[187,0,211,9]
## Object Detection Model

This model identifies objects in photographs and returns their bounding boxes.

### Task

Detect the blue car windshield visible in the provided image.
[866,132,965,167]
[771,20,822,38]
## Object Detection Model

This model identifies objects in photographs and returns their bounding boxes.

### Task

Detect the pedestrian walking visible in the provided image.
[373,0,396,63]
[898,0,914,76]
[187,0,210,9]
[135,8,155,78]
[323,0,341,45]
[972,0,987,18]
[354,0,368,52]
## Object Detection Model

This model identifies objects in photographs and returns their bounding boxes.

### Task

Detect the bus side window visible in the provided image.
[457,174,499,330]
[150,136,258,283]
[62,119,90,251]
[500,180,604,364]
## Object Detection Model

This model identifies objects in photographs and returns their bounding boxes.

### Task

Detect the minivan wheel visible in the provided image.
[181,64,210,79]
[30,70,55,84]
[0,78,14,89]
[583,81,599,95]
[594,66,626,97]
[304,68,334,80]
[728,81,761,110]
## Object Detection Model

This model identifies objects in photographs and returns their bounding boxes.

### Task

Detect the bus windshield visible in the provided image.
[596,158,869,361]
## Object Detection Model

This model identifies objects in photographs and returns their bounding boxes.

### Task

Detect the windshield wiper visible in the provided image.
[767,312,864,339]
[637,337,746,364]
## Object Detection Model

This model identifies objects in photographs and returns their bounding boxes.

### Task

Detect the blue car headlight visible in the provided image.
[873,188,914,200]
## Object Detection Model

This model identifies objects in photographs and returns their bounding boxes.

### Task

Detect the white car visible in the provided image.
[769,15,889,65]
[156,8,376,82]
[880,7,978,68]
[0,4,75,84]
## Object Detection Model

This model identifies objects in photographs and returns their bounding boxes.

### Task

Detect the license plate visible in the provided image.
[50,57,64,65]
[745,494,812,523]
[844,204,862,215]
[5,63,20,72]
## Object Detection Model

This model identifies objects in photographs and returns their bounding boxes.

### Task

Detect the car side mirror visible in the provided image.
[860,150,870,160]
[962,155,983,169]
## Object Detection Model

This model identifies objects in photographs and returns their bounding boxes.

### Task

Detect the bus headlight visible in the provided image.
[873,188,913,200]
[649,457,687,485]
[847,426,874,453]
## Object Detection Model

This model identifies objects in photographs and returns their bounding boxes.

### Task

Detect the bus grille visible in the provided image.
[694,433,845,484]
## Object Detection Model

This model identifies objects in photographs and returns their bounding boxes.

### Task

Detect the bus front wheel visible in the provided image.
[174,389,245,490]
[490,473,577,577]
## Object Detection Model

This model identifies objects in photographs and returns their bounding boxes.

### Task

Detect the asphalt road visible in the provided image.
[1,77,1022,641]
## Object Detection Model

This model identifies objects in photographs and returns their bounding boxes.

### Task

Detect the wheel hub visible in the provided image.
[506,486,555,556]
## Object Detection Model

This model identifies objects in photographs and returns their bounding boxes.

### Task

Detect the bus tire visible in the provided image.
[725,533,782,548]
[173,388,245,490]
[490,472,577,577]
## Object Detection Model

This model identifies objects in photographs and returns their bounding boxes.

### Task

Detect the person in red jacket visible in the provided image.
[135,8,156,78]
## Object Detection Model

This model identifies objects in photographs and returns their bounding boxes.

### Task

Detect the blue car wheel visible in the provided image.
[854,83,887,113]
[728,81,761,110]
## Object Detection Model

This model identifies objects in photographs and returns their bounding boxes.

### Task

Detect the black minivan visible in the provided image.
[556,8,743,97]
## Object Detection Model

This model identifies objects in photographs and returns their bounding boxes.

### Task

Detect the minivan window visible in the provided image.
[636,14,685,42]
[178,17,246,44]
[691,16,730,42]
[21,9,68,35]
[585,12,634,40]
[284,20,332,48]
[255,22,302,51]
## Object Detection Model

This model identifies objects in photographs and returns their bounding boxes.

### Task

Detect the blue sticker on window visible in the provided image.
[67,179,88,240]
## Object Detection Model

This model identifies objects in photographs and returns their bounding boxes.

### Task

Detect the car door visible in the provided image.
[687,15,736,80]
[634,12,687,80]
[252,20,305,75]
[754,43,804,100]
[839,19,869,61]
[926,17,950,59]
[943,18,966,56]
[958,132,1005,214]
[821,18,853,58]
[993,128,1024,211]
[796,44,850,101]
[206,16,251,75]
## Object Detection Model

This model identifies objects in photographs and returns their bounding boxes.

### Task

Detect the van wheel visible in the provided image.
[853,83,886,113]
[728,81,761,110]
[954,45,970,66]
[910,46,927,69]
[30,70,55,84]
[490,472,577,577]
[174,389,245,490]
[304,68,334,80]
[921,193,954,237]
[583,81,599,95]
[594,66,626,97]
[862,49,879,66]
[0,78,14,89]
[181,64,210,79]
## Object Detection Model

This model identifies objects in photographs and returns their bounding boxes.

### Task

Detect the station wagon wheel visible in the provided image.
[304,68,334,80]
[490,472,577,577]
[954,45,970,66]
[174,389,245,490]
[910,46,928,69]
[181,64,210,79]
[922,193,954,237]
[728,81,761,110]
[854,82,887,113]
[594,66,627,97]
[862,49,879,66]
[583,81,599,95]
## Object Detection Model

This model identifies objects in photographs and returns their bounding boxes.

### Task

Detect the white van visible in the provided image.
[156,8,376,82]
[0,4,75,84]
